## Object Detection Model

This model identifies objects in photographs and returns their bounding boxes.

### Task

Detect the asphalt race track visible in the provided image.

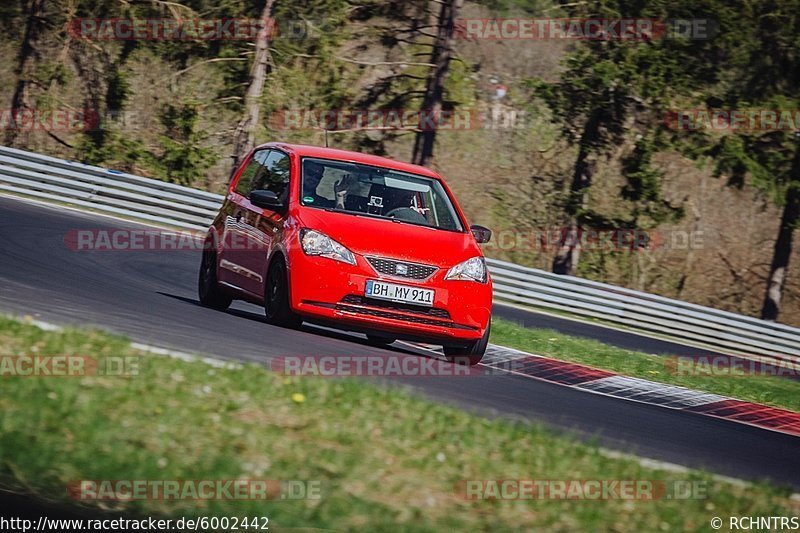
[1,195,798,490]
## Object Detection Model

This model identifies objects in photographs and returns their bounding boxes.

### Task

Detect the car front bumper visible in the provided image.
[287,250,492,344]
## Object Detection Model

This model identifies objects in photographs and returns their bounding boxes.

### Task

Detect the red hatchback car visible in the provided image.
[198,143,493,364]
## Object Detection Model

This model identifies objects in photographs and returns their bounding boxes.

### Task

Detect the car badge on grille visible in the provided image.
[396,263,409,275]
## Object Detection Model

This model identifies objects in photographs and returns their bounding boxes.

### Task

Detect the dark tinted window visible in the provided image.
[254,150,291,203]
[233,150,271,196]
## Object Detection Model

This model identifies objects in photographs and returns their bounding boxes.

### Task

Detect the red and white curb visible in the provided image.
[476,344,800,438]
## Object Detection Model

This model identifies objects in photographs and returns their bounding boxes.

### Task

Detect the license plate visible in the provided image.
[365,280,434,307]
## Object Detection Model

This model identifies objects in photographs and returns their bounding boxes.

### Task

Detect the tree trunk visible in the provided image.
[230,0,276,175]
[552,219,583,276]
[551,109,602,275]
[5,0,46,146]
[760,142,800,321]
[411,0,463,167]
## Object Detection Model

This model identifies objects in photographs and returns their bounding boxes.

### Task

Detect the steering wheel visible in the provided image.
[385,207,428,224]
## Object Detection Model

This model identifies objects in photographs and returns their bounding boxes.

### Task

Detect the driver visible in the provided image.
[333,173,357,209]
[302,161,334,207]
[302,160,356,209]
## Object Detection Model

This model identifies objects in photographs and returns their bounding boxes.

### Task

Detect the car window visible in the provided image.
[233,149,271,196]
[255,150,291,203]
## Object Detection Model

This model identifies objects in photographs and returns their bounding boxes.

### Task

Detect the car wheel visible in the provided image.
[366,334,396,346]
[264,259,302,328]
[443,320,490,366]
[198,249,232,310]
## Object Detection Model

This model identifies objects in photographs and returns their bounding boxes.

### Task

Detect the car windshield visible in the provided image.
[300,157,464,231]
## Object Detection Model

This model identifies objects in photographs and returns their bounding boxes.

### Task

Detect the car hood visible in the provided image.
[297,207,482,267]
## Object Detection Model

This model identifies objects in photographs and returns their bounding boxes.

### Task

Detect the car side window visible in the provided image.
[252,150,291,202]
[233,150,271,196]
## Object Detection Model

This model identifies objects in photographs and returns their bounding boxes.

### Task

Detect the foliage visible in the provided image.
[158,101,217,186]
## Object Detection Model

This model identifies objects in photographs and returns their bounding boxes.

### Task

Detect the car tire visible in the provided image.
[264,259,303,328]
[443,320,490,366]
[366,334,396,346]
[198,249,233,311]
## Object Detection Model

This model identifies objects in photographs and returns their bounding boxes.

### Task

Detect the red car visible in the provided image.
[198,143,493,364]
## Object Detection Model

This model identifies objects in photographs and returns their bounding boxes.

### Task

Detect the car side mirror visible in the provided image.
[470,225,492,244]
[249,190,285,211]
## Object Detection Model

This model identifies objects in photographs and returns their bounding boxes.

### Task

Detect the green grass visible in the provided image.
[491,318,800,413]
[0,316,797,531]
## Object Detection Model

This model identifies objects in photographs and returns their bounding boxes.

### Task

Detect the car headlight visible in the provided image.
[300,229,356,265]
[445,256,487,283]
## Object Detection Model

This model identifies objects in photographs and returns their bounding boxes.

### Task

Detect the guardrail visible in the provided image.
[1,144,798,362]
[0,145,220,230]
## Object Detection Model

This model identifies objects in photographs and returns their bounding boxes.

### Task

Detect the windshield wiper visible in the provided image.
[323,207,386,221]
[321,207,452,231]
[386,217,436,230]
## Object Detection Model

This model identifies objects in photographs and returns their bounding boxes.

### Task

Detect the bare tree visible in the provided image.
[6,0,46,146]
[550,108,603,275]
[761,140,800,321]
[411,0,463,167]
[230,0,276,174]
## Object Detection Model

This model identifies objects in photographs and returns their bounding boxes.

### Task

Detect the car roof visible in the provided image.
[255,142,441,180]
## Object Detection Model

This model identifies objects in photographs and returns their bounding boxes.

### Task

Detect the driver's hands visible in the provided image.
[334,174,357,209]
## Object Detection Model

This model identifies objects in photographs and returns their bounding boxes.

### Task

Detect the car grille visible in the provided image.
[335,305,455,327]
[340,295,451,319]
[365,256,438,280]
[334,298,474,330]
[303,296,475,331]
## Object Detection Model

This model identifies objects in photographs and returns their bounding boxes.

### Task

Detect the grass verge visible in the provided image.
[491,318,800,413]
[0,316,797,531]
